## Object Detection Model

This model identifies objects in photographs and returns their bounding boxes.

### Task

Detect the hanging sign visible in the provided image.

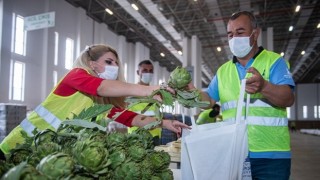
[24,11,55,31]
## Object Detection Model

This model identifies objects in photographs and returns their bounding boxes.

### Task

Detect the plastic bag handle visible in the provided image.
[236,79,249,124]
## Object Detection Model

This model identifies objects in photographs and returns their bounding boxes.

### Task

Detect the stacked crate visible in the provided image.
[0,103,26,142]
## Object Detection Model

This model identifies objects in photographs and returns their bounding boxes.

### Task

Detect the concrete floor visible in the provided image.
[291,131,320,180]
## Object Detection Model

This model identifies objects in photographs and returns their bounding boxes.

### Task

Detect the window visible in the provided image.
[65,38,74,69]
[12,14,26,55]
[124,62,127,80]
[303,105,308,119]
[9,60,25,101]
[314,105,318,118]
[53,70,58,87]
[286,107,291,119]
[54,32,59,66]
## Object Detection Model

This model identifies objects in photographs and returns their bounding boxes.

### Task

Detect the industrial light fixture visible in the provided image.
[295,5,301,12]
[289,26,293,31]
[217,47,221,52]
[178,50,182,55]
[131,3,139,11]
[105,8,113,15]
[301,50,305,55]
[160,52,165,57]
[317,23,320,29]
[280,52,284,56]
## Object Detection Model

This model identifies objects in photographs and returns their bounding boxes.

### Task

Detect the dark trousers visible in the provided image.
[250,158,291,180]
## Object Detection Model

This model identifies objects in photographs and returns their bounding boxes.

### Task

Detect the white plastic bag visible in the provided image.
[181,79,251,180]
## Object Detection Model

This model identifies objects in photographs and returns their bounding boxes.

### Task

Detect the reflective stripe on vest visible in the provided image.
[221,98,272,112]
[20,119,37,136]
[247,116,288,126]
[20,105,62,136]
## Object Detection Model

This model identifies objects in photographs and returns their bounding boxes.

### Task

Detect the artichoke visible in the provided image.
[106,132,127,148]
[0,160,14,177]
[34,129,57,147]
[157,168,174,180]
[114,161,142,180]
[147,150,171,172]
[37,152,75,179]
[3,162,48,180]
[109,148,127,170]
[7,144,33,165]
[168,66,192,89]
[127,143,147,162]
[72,139,111,175]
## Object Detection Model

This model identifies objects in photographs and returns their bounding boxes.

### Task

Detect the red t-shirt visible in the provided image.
[53,68,137,127]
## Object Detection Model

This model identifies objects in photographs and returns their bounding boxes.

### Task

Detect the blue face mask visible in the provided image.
[141,73,153,84]
[98,65,119,80]
[228,31,254,58]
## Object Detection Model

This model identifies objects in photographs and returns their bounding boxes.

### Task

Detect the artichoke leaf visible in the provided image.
[72,104,113,120]
[61,120,105,131]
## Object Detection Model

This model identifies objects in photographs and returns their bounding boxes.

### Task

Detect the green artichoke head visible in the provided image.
[72,139,111,175]
[36,152,75,179]
[3,162,47,180]
[168,66,192,89]
[114,161,142,180]
[34,129,58,147]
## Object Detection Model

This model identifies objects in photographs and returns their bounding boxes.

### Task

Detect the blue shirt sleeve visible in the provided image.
[270,57,295,89]
[206,75,220,102]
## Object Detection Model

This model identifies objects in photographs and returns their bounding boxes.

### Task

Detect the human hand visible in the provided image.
[246,67,267,94]
[162,120,191,138]
[186,81,196,90]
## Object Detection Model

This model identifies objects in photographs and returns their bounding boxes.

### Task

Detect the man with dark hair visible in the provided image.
[128,60,162,146]
[196,104,222,125]
[188,11,295,179]
[137,60,154,85]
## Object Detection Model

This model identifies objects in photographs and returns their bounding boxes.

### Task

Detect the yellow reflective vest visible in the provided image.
[0,71,105,154]
[217,49,290,153]
[128,103,161,137]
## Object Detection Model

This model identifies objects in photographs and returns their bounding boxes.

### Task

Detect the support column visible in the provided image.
[153,61,161,85]
[117,35,128,81]
[258,27,273,51]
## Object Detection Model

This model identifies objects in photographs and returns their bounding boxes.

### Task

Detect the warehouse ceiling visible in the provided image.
[65,0,320,87]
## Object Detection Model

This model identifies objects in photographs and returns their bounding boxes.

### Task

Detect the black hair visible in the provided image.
[138,60,153,67]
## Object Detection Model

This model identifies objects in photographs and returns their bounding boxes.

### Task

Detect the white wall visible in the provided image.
[0,0,169,110]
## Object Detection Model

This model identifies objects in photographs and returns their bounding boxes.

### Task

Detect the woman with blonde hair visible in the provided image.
[0,44,189,156]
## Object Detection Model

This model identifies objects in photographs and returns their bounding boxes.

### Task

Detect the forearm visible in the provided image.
[97,80,159,97]
[200,91,216,109]
[131,114,157,127]
[261,81,294,107]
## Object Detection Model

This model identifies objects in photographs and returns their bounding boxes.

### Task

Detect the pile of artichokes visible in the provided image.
[0,121,173,179]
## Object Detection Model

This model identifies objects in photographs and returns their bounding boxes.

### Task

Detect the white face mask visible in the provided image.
[141,73,153,84]
[98,66,119,80]
[228,31,254,58]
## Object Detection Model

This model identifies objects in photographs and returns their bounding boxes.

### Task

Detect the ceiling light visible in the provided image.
[295,5,301,12]
[301,50,305,55]
[217,47,221,52]
[280,52,284,56]
[105,8,113,15]
[289,26,293,31]
[131,3,139,11]
[317,23,320,29]
[160,52,165,57]
[178,50,182,55]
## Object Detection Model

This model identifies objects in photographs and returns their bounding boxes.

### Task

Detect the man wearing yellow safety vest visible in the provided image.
[128,60,162,146]
[196,104,222,125]
[188,11,295,179]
